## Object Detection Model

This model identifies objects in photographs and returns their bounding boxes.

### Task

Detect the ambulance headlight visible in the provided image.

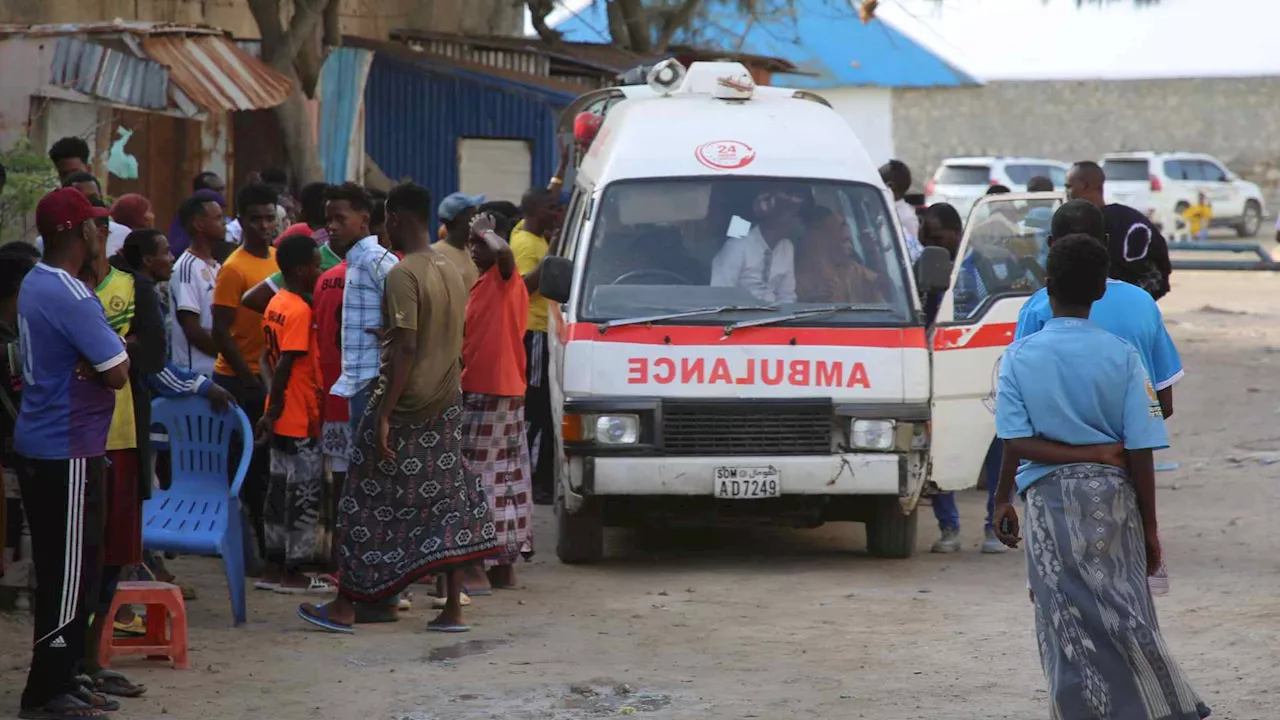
[594,415,641,445]
[851,419,896,451]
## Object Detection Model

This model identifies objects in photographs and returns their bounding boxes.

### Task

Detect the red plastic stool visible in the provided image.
[98,581,190,670]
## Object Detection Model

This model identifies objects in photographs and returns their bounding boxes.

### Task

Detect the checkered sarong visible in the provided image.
[461,393,534,567]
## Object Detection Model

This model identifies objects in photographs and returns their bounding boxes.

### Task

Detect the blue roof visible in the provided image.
[553,0,979,89]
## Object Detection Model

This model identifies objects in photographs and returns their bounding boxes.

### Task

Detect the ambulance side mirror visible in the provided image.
[916,246,952,294]
[540,256,574,304]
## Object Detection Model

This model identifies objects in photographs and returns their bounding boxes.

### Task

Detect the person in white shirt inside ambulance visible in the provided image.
[709,186,803,303]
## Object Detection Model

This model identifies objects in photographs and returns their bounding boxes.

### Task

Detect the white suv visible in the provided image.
[1099,152,1266,237]
[924,156,1069,220]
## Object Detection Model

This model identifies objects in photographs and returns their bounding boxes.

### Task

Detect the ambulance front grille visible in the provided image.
[661,402,832,456]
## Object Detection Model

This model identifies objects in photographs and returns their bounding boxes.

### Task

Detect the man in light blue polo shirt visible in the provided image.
[1016,200,1183,413]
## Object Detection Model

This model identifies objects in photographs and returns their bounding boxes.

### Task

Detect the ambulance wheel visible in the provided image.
[865,498,917,559]
[556,492,604,564]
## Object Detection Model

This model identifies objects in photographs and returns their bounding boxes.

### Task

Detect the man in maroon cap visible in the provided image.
[13,188,130,719]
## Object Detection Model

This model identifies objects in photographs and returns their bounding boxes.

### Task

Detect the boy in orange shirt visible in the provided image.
[459,212,532,591]
[256,234,325,593]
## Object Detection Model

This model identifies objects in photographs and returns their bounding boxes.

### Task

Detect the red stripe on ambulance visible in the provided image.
[566,323,927,348]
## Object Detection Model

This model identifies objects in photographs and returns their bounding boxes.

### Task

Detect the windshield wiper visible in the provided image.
[722,304,893,336]
[598,305,778,333]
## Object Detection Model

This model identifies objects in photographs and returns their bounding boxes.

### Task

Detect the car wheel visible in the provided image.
[556,487,604,564]
[864,496,918,559]
[1236,200,1262,238]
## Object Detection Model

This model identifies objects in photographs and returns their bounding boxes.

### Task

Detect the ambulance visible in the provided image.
[538,60,1056,562]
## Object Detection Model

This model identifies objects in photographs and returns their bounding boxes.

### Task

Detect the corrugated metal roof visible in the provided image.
[49,36,170,109]
[0,21,223,38]
[554,0,980,89]
[346,36,582,101]
[140,35,293,112]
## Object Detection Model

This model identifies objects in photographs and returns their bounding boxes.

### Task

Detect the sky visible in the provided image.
[533,0,1280,82]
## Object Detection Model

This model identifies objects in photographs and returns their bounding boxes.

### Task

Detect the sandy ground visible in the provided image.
[5,268,1280,720]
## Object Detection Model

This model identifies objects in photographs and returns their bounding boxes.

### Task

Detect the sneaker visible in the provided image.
[981,528,1009,554]
[931,527,961,554]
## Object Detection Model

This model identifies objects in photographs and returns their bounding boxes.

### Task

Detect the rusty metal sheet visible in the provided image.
[0,22,222,38]
[49,37,170,110]
[140,35,293,112]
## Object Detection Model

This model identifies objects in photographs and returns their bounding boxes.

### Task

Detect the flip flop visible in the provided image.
[19,693,107,719]
[427,621,471,633]
[253,580,279,591]
[276,576,337,595]
[430,593,471,609]
[296,604,354,634]
[461,586,492,597]
[91,670,146,698]
[70,686,119,712]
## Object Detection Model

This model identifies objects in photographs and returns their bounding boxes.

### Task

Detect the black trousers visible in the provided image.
[523,331,553,503]
[17,456,104,709]
[213,373,269,562]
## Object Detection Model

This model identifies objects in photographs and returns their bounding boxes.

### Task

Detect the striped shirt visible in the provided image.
[332,237,398,399]
[168,251,221,375]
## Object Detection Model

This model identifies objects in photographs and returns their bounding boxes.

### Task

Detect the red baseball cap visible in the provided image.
[36,187,110,238]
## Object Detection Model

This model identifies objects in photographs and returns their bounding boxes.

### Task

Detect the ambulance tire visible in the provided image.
[556,494,604,564]
[865,498,918,559]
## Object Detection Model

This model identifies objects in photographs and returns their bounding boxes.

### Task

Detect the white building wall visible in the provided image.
[817,87,895,167]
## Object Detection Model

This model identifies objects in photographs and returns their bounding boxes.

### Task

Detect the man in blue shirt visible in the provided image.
[15,189,132,718]
[996,201,1184,508]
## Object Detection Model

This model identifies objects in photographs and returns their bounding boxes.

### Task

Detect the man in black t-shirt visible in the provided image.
[1066,161,1171,300]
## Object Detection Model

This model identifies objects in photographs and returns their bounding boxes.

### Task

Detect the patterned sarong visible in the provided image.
[1024,464,1210,720]
[337,390,497,601]
[461,393,534,567]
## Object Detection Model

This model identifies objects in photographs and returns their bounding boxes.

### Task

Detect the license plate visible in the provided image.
[713,466,781,499]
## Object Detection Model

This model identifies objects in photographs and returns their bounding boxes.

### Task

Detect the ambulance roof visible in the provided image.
[576,65,885,189]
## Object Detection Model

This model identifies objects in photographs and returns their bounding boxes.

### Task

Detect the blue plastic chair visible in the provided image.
[143,397,253,626]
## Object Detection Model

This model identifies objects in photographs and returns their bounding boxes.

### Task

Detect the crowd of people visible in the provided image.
[0,128,1212,719]
[0,135,568,719]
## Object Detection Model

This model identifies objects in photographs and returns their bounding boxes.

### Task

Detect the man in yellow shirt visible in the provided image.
[1181,192,1213,241]
[211,183,280,568]
[510,188,559,505]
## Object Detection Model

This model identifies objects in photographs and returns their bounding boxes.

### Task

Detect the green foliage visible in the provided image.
[0,137,58,244]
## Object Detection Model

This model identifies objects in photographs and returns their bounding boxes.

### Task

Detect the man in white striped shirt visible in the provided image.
[168,195,225,376]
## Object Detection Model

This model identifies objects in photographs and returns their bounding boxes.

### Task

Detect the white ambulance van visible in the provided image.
[538,60,1058,562]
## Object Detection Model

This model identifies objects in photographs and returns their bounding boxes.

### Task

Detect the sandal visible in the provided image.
[113,615,145,637]
[274,575,337,595]
[91,670,146,698]
[297,603,354,634]
[430,592,471,609]
[70,686,119,712]
[18,693,107,719]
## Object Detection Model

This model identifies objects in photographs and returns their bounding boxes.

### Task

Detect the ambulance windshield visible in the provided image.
[579,178,915,325]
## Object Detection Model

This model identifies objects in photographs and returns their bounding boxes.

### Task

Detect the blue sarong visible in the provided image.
[1024,464,1210,720]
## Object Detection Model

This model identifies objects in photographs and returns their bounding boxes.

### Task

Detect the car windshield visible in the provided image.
[937,165,991,185]
[578,178,915,326]
[1102,159,1150,182]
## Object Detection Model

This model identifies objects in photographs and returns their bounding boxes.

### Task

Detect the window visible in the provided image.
[1163,160,1187,179]
[953,195,1062,321]
[1046,165,1067,188]
[1101,159,1150,182]
[936,165,991,185]
[1198,161,1228,182]
[1005,164,1068,189]
[578,178,914,326]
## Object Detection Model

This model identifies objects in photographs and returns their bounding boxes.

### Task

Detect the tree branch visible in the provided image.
[606,0,631,49]
[270,0,330,70]
[655,0,705,52]
[616,0,652,53]
[527,0,563,44]
[323,0,342,48]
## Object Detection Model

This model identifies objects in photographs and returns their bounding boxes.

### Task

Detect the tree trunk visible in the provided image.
[606,0,632,49]
[276,83,326,185]
[616,0,652,53]
[247,0,330,185]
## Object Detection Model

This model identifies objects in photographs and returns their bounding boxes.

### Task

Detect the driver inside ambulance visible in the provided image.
[709,186,802,303]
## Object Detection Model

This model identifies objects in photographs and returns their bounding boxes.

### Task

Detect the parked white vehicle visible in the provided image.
[924,156,1069,220]
[1099,151,1266,237]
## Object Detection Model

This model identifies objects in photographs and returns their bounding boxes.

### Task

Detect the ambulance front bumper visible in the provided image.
[572,453,903,496]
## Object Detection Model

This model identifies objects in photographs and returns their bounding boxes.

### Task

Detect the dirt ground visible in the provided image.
[4,269,1280,720]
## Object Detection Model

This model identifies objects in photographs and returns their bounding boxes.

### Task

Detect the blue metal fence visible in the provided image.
[364,53,574,228]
